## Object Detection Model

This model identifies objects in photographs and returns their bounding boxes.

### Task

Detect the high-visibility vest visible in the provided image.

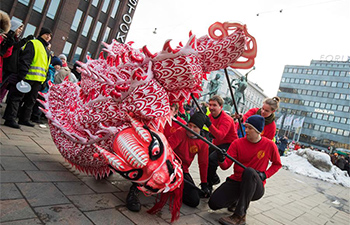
[24,39,50,83]
[203,107,210,131]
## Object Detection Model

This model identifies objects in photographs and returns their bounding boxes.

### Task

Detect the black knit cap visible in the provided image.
[189,112,206,129]
[245,115,265,133]
[39,27,52,37]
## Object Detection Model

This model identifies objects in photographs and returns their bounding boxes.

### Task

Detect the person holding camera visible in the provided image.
[1,19,35,104]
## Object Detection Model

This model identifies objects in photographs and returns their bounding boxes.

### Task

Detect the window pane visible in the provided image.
[103,27,111,42]
[18,0,30,6]
[23,23,36,38]
[47,0,61,19]
[111,0,120,18]
[33,0,45,13]
[82,16,93,37]
[92,0,99,7]
[71,9,83,31]
[62,41,72,57]
[73,47,82,63]
[92,21,102,42]
[102,0,110,13]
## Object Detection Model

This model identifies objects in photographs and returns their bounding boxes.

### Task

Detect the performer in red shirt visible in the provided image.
[208,115,282,225]
[204,95,238,192]
[168,112,210,207]
[240,96,280,140]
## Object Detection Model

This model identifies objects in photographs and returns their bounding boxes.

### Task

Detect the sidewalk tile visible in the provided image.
[1,156,38,171]
[34,204,93,225]
[54,181,95,195]
[0,183,23,200]
[0,171,31,183]
[68,193,124,211]
[85,208,135,225]
[17,145,47,154]
[26,171,79,182]
[1,218,43,224]
[17,183,70,207]
[25,154,65,163]
[0,199,37,222]
[32,162,67,171]
[0,145,24,156]
[80,177,120,193]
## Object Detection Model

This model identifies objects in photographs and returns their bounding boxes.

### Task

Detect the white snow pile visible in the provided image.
[281,148,350,187]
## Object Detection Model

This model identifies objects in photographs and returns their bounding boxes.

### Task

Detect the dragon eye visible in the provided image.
[117,169,143,181]
[128,171,139,179]
[148,132,164,160]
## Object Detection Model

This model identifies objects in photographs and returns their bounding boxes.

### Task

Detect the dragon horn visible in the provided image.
[93,144,127,171]
[128,113,152,143]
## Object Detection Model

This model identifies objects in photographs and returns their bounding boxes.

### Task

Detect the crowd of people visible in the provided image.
[0,10,81,128]
[1,10,284,225]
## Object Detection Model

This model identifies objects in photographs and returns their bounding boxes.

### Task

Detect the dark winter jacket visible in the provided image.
[277,137,288,151]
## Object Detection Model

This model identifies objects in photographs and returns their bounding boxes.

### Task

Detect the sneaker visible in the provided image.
[18,120,35,127]
[126,183,141,212]
[219,214,246,225]
[4,120,20,129]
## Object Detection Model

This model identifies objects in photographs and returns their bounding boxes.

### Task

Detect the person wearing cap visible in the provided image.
[1,19,35,103]
[58,53,68,67]
[208,115,282,225]
[204,95,239,193]
[167,112,210,207]
[3,27,52,129]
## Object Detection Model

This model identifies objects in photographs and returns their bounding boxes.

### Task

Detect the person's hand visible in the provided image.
[200,183,211,198]
[256,170,266,181]
[204,115,212,128]
[217,149,226,163]
[234,113,243,120]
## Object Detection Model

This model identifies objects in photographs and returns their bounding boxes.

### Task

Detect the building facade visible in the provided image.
[276,59,350,150]
[1,0,138,65]
[200,68,268,115]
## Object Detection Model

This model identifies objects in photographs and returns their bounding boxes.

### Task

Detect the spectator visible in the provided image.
[294,142,301,151]
[0,10,13,85]
[163,103,186,139]
[1,19,34,104]
[277,136,288,156]
[58,54,68,67]
[71,62,82,81]
[3,27,52,129]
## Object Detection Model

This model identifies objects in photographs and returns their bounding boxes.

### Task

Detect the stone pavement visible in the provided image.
[0,115,349,224]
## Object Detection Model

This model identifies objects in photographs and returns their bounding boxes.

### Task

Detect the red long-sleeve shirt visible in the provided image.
[243,108,276,140]
[167,127,209,183]
[163,116,186,139]
[209,111,238,146]
[220,136,282,185]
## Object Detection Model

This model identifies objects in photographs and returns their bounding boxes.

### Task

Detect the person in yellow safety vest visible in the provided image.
[3,27,52,129]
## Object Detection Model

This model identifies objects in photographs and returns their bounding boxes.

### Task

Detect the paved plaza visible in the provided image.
[0,112,349,224]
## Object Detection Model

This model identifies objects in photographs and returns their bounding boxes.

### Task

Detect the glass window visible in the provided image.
[92,0,99,7]
[337,129,343,135]
[329,71,334,76]
[347,95,350,100]
[334,71,340,76]
[331,104,337,110]
[33,0,45,13]
[323,115,329,120]
[315,80,320,85]
[314,125,320,130]
[312,91,317,96]
[320,102,325,108]
[331,128,337,134]
[323,70,328,75]
[331,82,337,87]
[322,92,328,97]
[286,78,290,82]
[317,114,323,119]
[298,69,303,73]
[289,99,294,104]
[325,127,331,133]
[334,93,340,99]
[315,102,320,107]
[343,106,349,112]
[92,21,102,42]
[82,16,93,36]
[307,90,312,95]
[337,82,343,88]
[300,79,305,84]
[11,17,23,24]
[344,83,349,88]
[307,69,312,74]
[304,100,309,106]
[340,71,346,76]
[281,78,285,82]
[71,9,83,31]
[344,130,350,137]
[284,68,288,73]
[325,103,331,109]
[317,92,323,97]
[102,0,110,12]
[313,70,318,75]
[293,68,298,73]
[73,47,82,63]
[103,27,111,42]
[290,78,295,83]
[295,79,300,84]
[302,90,307,95]
[62,41,72,57]
[329,115,334,121]
[337,105,343,111]
[340,118,346,124]
[328,92,334,98]
[22,23,36,38]
[312,113,317,118]
[305,79,310,84]
[47,0,61,19]
[309,101,315,107]
[340,94,346,100]
[334,117,340,123]
[111,0,120,18]
[319,126,325,132]
[18,0,30,6]
[326,81,331,87]
[317,70,323,75]
[302,69,307,74]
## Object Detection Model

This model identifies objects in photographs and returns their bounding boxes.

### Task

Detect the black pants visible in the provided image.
[3,80,42,122]
[208,167,264,216]
[207,143,231,186]
[183,173,200,207]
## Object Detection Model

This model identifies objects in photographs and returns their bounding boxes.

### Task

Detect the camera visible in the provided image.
[7,30,15,38]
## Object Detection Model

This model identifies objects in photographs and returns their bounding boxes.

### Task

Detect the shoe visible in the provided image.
[31,119,43,124]
[227,202,237,212]
[18,120,35,127]
[4,120,20,129]
[126,183,141,212]
[219,214,246,225]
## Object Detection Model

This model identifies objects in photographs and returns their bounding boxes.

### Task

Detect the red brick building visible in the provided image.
[1,0,138,65]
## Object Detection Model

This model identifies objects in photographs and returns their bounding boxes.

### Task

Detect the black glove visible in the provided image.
[26,34,35,40]
[200,183,211,198]
[256,170,266,181]
[217,150,226,163]
[204,115,212,127]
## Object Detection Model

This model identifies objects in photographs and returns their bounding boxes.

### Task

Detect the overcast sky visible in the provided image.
[127,0,350,97]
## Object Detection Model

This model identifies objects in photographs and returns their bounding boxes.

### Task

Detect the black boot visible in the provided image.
[4,120,20,129]
[126,183,141,212]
